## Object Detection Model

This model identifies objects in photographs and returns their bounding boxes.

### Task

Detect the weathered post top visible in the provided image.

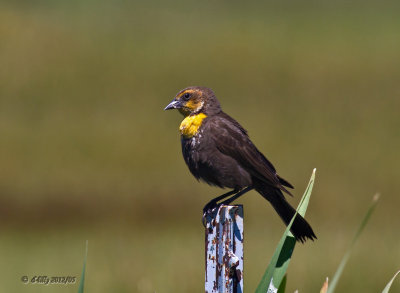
[205,205,244,293]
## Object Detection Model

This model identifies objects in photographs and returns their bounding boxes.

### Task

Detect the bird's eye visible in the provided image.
[182,93,191,101]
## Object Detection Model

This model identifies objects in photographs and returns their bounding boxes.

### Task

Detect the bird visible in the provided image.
[164,86,316,242]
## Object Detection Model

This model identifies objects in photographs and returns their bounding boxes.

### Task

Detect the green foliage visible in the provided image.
[327,195,379,293]
[256,169,316,292]
[277,275,287,293]
[255,179,384,293]
[78,241,88,293]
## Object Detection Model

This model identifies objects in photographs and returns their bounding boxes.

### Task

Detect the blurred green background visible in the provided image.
[1,1,399,292]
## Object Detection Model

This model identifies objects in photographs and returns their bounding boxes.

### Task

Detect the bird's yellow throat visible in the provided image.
[179,113,207,138]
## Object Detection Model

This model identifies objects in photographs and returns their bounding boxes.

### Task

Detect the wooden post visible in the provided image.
[205,205,244,293]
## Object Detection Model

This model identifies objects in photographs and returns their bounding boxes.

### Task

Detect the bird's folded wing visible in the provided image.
[210,116,286,191]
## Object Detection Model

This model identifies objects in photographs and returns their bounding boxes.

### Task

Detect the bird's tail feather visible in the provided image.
[255,184,316,242]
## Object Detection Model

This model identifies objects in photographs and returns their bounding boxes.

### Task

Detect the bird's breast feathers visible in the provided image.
[179,113,207,139]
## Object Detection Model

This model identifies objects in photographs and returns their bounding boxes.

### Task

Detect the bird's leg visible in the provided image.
[220,186,254,206]
[202,189,238,227]
[202,186,253,227]
[202,189,238,215]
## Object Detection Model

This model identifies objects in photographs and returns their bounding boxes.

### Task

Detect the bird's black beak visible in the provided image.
[164,99,181,110]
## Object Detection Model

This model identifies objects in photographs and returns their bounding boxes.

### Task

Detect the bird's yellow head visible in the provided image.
[164,86,221,116]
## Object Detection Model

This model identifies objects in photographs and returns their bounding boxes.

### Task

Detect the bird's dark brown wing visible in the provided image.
[209,112,293,195]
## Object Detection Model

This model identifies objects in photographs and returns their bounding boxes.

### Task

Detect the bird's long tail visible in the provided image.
[255,183,317,242]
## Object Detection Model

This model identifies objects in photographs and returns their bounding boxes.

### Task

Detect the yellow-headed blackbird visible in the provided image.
[164,86,316,242]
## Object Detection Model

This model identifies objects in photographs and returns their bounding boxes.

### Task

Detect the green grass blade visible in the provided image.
[382,270,400,293]
[78,240,88,293]
[255,169,316,293]
[277,275,287,293]
[327,194,379,293]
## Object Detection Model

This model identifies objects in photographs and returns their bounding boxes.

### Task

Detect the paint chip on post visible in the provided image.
[205,205,244,293]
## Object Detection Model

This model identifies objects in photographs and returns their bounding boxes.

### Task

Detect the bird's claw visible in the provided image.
[202,202,222,228]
